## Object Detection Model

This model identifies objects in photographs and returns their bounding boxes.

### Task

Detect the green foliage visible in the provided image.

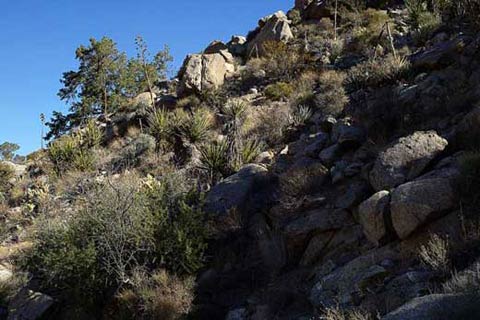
[290,105,313,127]
[58,37,128,121]
[0,142,20,161]
[81,119,103,148]
[199,140,230,184]
[264,82,294,101]
[350,9,392,53]
[50,36,173,138]
[177,108,212,144]
[405,0,441,44]
[148,108,172,146]
[240,139,264,165]
[20,174,207,308]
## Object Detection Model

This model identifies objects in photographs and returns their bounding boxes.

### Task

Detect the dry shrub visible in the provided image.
[443,262,480,295]
[280,163,328,198]
[115,269,194,320]
[347,55,411,90]
[245,41,307,82]
[348,9,392,54]
[418,233,451,275]
[249,103,292,146]
[315,70,349,117]
[323,306,373,320]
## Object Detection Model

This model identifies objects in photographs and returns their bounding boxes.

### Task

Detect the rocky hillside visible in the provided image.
[2,0,480,319]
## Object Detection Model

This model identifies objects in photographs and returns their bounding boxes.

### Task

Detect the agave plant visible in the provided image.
[289,105,313,127]
[148,108,171,143]
[178,108,212,144]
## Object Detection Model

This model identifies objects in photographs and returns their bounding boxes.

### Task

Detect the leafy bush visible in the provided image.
[240,139,264,165]
[347,55,411,90]
[114,269,194,320]
[405,0,441,44]
[20,173,207,308]
[264,82,294,101]
[315,70,349,116]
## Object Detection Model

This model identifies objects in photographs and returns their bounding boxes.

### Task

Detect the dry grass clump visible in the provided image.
[114,269,194,320]
[418,233,451,275]
[322,306,373,320]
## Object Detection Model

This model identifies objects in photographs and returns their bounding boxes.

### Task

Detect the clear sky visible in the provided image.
[0,0,292,155]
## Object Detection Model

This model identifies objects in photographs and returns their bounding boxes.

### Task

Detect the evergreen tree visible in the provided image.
[58,37,127,122]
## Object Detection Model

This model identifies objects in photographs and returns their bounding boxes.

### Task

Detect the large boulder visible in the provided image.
[390,177,456,239]
[204,164,268,232]
[310,246,398,308]
[358,190,392,245]
[382,293,480,320]
[8,290,54,320]
[246,11,293,57]
[177,52,235,95]
[369,131,448,191]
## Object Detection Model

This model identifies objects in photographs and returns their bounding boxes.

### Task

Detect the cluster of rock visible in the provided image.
[177,10,294,96]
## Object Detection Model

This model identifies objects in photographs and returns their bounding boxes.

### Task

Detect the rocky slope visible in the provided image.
[2,1,480,319]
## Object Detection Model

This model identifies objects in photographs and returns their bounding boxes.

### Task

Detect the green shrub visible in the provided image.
[264,82,294,101]
[20,173,207,308]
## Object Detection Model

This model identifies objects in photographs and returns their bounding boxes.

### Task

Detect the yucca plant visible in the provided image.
[148,108,171,145]
[199,140,229,184]
[178,109,212,144]
[240,139,264,165]
[81,119,103,148]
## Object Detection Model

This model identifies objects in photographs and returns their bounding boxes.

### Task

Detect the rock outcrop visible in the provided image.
[369,131,448,191]
[246,11,293,57]
[177,50,235,95]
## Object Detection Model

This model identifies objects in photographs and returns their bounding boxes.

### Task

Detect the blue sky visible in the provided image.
[0,0,291,155]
